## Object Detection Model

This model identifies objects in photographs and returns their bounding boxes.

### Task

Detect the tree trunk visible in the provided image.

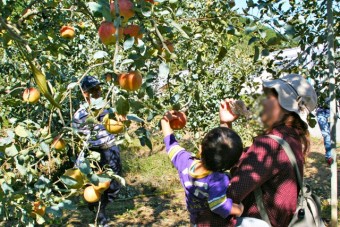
[327,0,337,226]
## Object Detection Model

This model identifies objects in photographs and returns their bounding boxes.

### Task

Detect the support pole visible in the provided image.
[327,0,338,226]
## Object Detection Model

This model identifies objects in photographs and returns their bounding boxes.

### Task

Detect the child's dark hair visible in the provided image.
[201,127,243,172]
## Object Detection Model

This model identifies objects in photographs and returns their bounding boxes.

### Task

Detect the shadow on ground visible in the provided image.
[304,138,340,224]
[58,135,189,227]
[60,185,188,227]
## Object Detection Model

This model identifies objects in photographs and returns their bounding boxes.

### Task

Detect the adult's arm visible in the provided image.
[227,136,280,203]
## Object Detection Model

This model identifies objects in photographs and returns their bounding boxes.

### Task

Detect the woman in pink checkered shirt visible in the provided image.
[221,74,317,227]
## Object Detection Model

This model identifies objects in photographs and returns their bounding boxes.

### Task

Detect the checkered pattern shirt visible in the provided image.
[72,107,115,148]
[227,125,304,227]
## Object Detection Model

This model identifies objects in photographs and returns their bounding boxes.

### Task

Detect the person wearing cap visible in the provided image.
[72,75,123,226]
[219,74,317,226]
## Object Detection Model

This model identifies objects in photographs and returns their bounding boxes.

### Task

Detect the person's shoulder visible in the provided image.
[73,107,88,120]
[208,172,230,185]
[249,134,281,152]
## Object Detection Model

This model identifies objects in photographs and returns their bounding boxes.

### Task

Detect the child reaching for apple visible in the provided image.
[160,110,244,226]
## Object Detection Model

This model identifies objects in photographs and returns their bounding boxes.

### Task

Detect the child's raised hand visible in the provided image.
[162,110,179,122]
[160,110,179,137]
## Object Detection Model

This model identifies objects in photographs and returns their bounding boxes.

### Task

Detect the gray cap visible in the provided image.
[262,74,317,120]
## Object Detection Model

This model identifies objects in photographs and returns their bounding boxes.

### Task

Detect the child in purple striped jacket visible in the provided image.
[160,111,244,226]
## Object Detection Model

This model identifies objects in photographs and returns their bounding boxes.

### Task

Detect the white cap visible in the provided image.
[263,74,317,121]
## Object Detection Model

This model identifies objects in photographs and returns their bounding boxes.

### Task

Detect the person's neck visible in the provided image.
[194,161,209,175]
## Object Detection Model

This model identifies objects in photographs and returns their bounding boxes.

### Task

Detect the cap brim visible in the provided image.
[83,82,104,92]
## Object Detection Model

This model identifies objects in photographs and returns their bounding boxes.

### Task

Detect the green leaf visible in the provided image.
[248,37,259,45]
[244,26,257,34]
[285,24,295,38]
[253,46,260,62]
[172,103,181,111]
[87,2,103,17]
[158,62,170,78]
[58,199,77,210]
[141,7,152,17]
[261,49,270,56]
[87,151,101,161]
[168,20,190,39]
[5,144,18,157]
[147,112,154,122]
[307,113,317,128]
[16,162,27,176]
[112,175,126,186]
[97,173,112,183]
[123,37,135,50]
[120,59,134,67]
[36,214,45,224]
[93,51,108,59]
[90,97,106,110]
[79,159,92,175]
[137,39,146,55]
[102,7,112,21]
[215,47,228,63]
[34,176,50,189]
[105,169,125,186]
[144,136,152,150]
[136,127,152,150]
[88,174,99,185]
[7,130,15,139]
[1,182,14,194]
[67,82,78,90]
[126,114,144,122]
[60,176,79,187]
[124,132,132,143]
[259,29,267,39]
[267,36,281,46]
[46,205,62,217]
[59,199,76,210]
[0,136,12,146]
[40,142,50,154]
[116,96,130,115]
[15,125,29,138]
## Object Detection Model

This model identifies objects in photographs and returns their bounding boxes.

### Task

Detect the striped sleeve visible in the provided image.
[164,134,192,172]
[72,108,91,136]
[207,174,233,218]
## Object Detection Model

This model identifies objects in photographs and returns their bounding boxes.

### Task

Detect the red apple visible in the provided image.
[98,21,123,45]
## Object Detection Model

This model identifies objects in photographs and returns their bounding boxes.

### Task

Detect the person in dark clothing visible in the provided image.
[72,76,124,226]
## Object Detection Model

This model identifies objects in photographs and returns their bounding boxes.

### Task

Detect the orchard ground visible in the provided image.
[64,136,339,226]
[1,135,338,227]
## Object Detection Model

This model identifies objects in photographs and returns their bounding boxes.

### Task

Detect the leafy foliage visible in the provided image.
[0,0,336,225]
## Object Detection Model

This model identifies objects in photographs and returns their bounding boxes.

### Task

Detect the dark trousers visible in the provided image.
[98,146,122,206]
